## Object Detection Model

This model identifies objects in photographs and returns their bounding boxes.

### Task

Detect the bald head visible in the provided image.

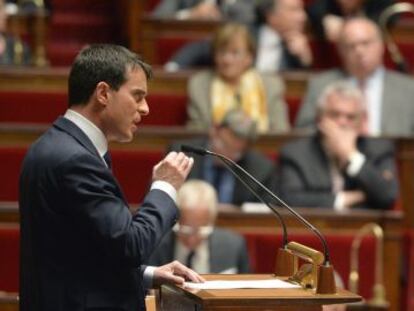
[337,18,384,80]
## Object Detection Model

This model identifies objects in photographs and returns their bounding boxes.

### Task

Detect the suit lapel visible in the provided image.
[208,231,220,273]
[53,117,129,204]
[54,116,101,159]
[380,71,393,133]
[309,136,334,190]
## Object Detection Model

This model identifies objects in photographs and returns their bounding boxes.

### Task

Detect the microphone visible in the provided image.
[180,144,331,266]
[181,144,289,249]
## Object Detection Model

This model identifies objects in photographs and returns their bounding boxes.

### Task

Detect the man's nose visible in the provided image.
[139,99,149,116]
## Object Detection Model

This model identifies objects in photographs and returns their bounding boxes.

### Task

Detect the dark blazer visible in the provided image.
[277,135,398,210]
[147,229,250,273]
[19,117,178,311]
[170,138,276,206]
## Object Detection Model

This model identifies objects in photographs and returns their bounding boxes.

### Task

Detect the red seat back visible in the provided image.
[243,232,376,300]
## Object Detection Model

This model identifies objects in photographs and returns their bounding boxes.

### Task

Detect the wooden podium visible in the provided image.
[159,274,361,311]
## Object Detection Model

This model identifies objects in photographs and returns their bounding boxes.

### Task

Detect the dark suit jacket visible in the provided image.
[147,229,250,273]
[170,138,276,206]
[277,135,398,210]
[19,117,178,311]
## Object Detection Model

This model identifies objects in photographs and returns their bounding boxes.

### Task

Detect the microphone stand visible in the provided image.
[181,145,336,293]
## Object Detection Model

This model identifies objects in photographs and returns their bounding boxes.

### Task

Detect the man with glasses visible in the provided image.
[295,17,414,136]
[278,81,398,210]
[147,180,250,274]
[169,109,276,205]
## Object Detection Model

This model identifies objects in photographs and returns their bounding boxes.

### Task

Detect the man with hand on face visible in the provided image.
[295,17,414,137]
[278,81,398,210]
[19,44,203,311]
[255,0,313,72]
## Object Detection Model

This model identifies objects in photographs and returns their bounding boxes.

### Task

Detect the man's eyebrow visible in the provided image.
[132,89,147,96]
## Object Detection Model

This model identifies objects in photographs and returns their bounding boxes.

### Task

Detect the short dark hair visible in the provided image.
[68,44,152,107]
[256,0,277,24]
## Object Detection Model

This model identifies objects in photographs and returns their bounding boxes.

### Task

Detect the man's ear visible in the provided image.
[95,81,111,107]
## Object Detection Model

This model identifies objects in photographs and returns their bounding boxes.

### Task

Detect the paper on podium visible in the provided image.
[184,279,301,290]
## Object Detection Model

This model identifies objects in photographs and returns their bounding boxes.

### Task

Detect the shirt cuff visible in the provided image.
[346,151,366,177]
[143,266,156,289]
[151,180,178,204]
[333,192,345,211]
[176,9,191,19]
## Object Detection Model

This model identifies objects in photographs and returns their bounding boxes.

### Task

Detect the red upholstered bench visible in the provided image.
[0,146,163,204]
[142,94,188,126]
[0,91,67,124]
[243,232,376,300]
[0,91,188,126]
[0,224,19,293]
[111,149,164,204]
[402,229,414,311]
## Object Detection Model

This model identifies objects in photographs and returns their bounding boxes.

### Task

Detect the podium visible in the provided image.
[159,274,361,311]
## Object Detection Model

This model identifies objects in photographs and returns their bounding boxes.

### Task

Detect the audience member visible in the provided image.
[172,109,276,205]
[152,0,256,26]
[278,81,398,210]
[295,17,414,136]
[187,23,289,133]
[148,180,250,273]
[0,0,30,65]
[255,0,312,72]
[307,0,393,42]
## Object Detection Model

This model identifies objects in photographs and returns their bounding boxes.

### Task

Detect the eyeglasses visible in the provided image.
[324,110,360,122]
[173,224,213,237]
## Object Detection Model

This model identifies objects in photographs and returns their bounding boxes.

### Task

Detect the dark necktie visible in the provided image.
[103,152,112,169]
[185,250,195,269]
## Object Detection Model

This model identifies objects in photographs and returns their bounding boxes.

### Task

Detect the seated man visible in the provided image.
[278,81,399,210]
[147,180,250,274]
[170,109,276,205]
[295,17,414,137]
[255,0,313,72]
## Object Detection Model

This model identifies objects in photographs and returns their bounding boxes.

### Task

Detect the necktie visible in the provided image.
[185,250,195,269]
[103,152,112,169]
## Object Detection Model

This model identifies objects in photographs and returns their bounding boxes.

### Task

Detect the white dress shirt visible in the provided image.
[175,239,210,274]
[348,67,385,136]
[256,25,282,73]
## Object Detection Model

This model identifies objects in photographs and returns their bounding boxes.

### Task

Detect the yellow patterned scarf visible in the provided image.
[211,69,268,132]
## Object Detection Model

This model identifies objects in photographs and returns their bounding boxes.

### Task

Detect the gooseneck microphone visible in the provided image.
[181,144,331,265]
[181,144,288,248]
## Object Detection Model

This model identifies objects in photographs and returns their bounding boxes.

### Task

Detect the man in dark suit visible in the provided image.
[255,0,312,72]
[148,180,250,273]
[295,17,414,136]
[171,109,276,206]
[278,81,398,210]
[19,44,203,311]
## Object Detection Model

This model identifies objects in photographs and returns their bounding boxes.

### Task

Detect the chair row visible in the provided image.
[0,90,301,126]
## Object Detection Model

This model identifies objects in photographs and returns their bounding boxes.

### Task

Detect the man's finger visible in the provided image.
[181,157,194,175]
[164,151,178,162]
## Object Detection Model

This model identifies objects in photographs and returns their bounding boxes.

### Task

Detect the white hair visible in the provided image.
[317,80,366,115]
[177,180,218,221]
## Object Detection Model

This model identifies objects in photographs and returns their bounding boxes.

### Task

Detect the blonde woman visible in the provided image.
[187,23,289,133]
